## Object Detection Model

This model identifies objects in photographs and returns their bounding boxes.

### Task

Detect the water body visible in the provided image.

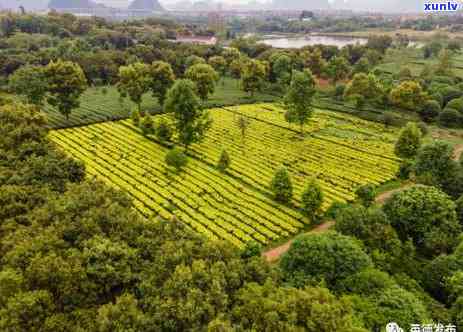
[260,35,368,48]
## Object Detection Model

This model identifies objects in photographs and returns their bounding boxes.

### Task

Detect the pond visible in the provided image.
[260,35,368,48]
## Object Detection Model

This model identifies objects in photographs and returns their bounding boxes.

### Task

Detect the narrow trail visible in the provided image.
[262,184,415,263]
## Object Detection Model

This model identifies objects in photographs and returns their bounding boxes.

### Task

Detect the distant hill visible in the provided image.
[2,0,49,11]
[338,0,423,12]
[48,0,101,8]
[273,0,330,10]
[128,0,164,11]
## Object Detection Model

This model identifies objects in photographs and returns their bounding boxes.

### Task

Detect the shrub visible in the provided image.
[417,122,429,136]
[140,116,155,135]
[394,122,422,159]
[155,118,173,142]
[301,179,324,220]
[397,159,415,180]
[383,185,461,257]
[334,84,345,100]
[439,108,462,128]
[355,184,377,207]
[131,109,140,126]
[217,149,231,172]
[446,97,463,113]
[456,195,463,226]
[382,113,395,128]
[241,241,262,259]
[439,86,463,105]
[280,232,373,289]
[270,167,293,204]
[420,100,441,123]
[165,147,188,171]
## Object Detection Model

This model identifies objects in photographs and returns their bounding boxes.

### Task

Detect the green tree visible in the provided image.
[149,61,175,106]
[344,73,382,105]
[389,81,427,112]
[217,149,230,172]
[301,179,324,220]
[117,62,150,112]
[270,167,293,204]
[303,48,326,77]
[185,63,219,102]
[383,185,461,257]
[435,48,453,76]
[185,55,206,69]
[165,147,188,171]
[155,118,173,142]
[164,79,211,150]
[280,232,373,289]
[241,59,267,97]
[415,141,458,185]
[131,109,140,126]
[355,184,377,207]
[283,69,316,134]
[45,60,87,119]
[97,294,147,332]
[326,56,350,85]
[232,281,367,332]
[208,56,227,82]
[271,53,292,86]
[420,100,441,123]
[8,65,48,106]
[140,116,155,135]
[394,122,423,159]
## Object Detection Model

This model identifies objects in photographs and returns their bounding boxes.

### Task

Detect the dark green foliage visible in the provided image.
[439,86,463,105]
[417,122,429,136]
[155,118,173,142]
[139,116,155,136]
[355,184,376,207]
[270,167,293,204]
[420,100,441,123]
[415,141,458,185]
[439,108,462,128]
[301,179,323,220]
[165,147,188,171]
[164,79,211,149]
[397,159,415,179]
[334,84,345,100]
[394,122,422,159]
[280,232,373,289]
[240,241,262,259]
[456,195,463,226]
[383,185,461,258]
[131,109,140,126]
[217,149,230,172]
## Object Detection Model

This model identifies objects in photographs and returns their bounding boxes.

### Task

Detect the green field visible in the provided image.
[43,78,277,129]
[49,104,400,247]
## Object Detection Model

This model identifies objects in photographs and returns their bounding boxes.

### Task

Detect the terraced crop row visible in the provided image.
[49,104,399,247]
[49,120,307,248]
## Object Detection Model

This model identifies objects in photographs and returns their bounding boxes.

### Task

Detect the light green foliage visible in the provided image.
[208,56,227,78]
[217,149,230,172]
[383,185,461,257]
[117,62,151,111]
[186,64,219,102]
[164,79,211,149]
[389,81,427,112]
[456,195,463,225]
[280,232,373,289]
[8,65,48,106]
[326,56,350,84]
[344,73,382,104]
[149,61,175,106]
[241,59,267,96]
[165,147,188,171]
[97,294,147,332]
[45,60,87,119]
[270,167,293,204]
[185,55,206,68]
[301,179,324,220]
[232,280,366,332]
[284,69,316,134]
[394,122,422,159]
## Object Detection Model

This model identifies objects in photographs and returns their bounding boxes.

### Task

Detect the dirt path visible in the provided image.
[262,184,415,263]
[263,221,335,263]
[454,144,463,162]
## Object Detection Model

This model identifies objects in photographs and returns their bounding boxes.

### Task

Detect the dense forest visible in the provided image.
[1,11,463,331]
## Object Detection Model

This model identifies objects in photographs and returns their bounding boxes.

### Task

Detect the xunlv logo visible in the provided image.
[424,2,461,11]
